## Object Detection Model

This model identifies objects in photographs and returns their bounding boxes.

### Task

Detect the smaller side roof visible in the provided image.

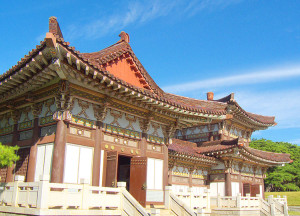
[195,139,291,164]
[169,139,217,161]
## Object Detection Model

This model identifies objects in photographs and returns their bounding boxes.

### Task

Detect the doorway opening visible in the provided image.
[117,155,131,191]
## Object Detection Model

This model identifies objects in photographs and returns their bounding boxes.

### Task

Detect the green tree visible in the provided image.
[0,143,19,168]
[250,139,300,192]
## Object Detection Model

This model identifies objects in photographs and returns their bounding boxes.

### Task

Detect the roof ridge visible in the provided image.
[164,92,227,105]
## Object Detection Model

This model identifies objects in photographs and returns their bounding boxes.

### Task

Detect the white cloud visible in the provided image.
[233,89,300,130]
[66,0,240,40]
[289,138,300,145]
[163,64,300,93]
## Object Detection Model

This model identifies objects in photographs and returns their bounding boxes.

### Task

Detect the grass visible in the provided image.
[265,191,300,206]
[289,211,300,215]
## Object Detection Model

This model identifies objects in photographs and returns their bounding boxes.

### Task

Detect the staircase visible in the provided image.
[146,206,176,216]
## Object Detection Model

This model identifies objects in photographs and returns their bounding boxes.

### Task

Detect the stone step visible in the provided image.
[146,207,176,216]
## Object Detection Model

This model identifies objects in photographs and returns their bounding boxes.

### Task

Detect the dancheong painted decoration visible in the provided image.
[0,17,291,208]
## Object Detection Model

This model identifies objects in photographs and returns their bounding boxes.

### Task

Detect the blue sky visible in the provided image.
[1,0,300,144]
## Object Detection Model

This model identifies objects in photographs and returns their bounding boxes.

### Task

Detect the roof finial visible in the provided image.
[49,16,63,38]
[119,31,130,43]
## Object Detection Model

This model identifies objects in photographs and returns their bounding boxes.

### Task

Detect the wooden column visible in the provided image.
[238,163,243,195]
[163,145,169,195]
[262,167,267,199]
[26,118,40,182]
[50,116,67,183]
[140,133,148,157]
[224,160,232,196]
[188,167,193,188]
[6,123,19,182]
[225,172,232,196]
[92,121,102,186]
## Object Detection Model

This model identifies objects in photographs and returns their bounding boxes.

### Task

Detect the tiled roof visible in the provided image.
[246,112,275,125]
[80,41,164,96]
[163,93,227,115]
[244,147,291,163]
[194,138,291,163]
[169,139,216,161]
[196,139,239,154]
[0,41,46,81]
[0,18,276,127]
[79,40,276,125]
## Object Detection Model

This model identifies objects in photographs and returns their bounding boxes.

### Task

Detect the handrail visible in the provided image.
[0,176,151,216]
[169,193,196,216]
[119,186,150,216]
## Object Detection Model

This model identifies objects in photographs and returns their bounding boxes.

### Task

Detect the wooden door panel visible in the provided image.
[243,183,250,196]
[250,184,260,197]
[129,157,147,207]
[105,151,118,187]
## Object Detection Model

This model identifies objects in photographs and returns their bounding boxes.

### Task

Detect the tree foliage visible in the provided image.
[250,139,300,192]
[0,143,19,168]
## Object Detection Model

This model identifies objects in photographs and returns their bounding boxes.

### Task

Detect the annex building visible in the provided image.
[0,17,291,211]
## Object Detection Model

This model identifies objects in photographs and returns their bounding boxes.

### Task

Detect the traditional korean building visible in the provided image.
[0,17,291,207]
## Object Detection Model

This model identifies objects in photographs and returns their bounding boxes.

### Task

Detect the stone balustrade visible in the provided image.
[0,175,149,216]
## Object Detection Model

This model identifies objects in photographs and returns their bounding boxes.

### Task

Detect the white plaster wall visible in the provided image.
[260,185,263,198]
[147,158,163,190]
[231,182,240,196]
[210,182,225,196]
[99,150,104,186]
[64,143,93,184]
[146,190,164,202]
[35,143,54,182]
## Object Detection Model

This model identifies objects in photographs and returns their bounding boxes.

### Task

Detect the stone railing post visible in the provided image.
[268,195,275,216]
[237,193,241,208]
[256,194,261,208]
[117,179,126,207]
[165,186,172,209]
[283,195,288,216]
[117,182,126,189]
[12,175,24,207]
[37,175,50,209]
[205,189,210,210]
[80,178,90,210]
[118,182,126,211]
[246,193,250,208]
[217,193,221,208]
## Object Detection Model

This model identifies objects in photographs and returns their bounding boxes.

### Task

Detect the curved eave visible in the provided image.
[55,38,228,121]
[229,102,276,130]
[168,149,218,166]
[238,147,291,166]
[216,146,290,166]
[0,41,59,101]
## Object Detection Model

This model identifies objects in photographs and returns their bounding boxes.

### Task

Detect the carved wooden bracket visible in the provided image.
[55,80,73,111]
[31,102,43,118]
[93,101,109,122]
[140,112,154,133]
